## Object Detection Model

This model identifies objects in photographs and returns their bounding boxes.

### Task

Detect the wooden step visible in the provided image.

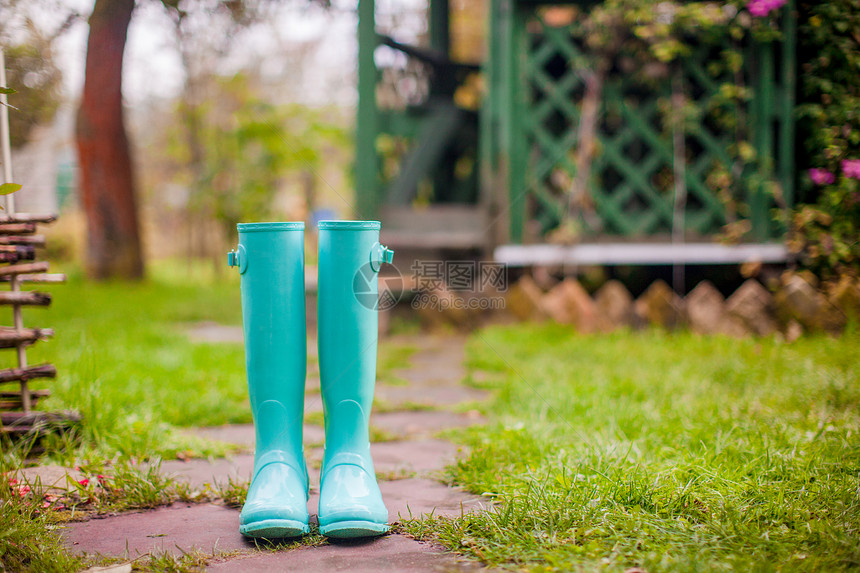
[0,244,36,257]
[0,273,65,284]
[0,389,51,410]
[0,262,50,277]
[0,252,35,264]
[0,291,52,306]
[0,223,37,235]
[0,327,54,348]
[0,390,50,399]
[0,213,57,224]
[0,235,46,247]
[1,410,81,435]
[0,364,57,384]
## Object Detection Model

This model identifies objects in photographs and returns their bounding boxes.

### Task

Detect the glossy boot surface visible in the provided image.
[317,220,393,538]
[229,222,309,538]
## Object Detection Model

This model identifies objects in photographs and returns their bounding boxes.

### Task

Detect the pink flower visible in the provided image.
[748,0,786,17]
[842,159,860,179]
[748,1,768,16]
[78,478,89,487]
[809,168,835,185]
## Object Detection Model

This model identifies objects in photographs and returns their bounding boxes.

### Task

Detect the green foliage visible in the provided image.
[404,324,860,571]
[792,1,860,279]
[0,490,85,572]
[535,0,790,241]
[0,182,21,195]
[67,459,204,513]
[214,475,248,508]
[167,73,350,239]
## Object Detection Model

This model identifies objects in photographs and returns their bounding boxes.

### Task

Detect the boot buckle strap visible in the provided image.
[369,242,394,272]
[227,245,248,274]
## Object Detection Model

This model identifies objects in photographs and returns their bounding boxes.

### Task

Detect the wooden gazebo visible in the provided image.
[356,0,796,268]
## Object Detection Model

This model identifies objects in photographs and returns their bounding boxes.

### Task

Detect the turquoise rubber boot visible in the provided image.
[317,220,393,538]
[228,222,310,538]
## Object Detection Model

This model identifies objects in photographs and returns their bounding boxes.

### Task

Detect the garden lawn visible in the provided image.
[405,323,860,572]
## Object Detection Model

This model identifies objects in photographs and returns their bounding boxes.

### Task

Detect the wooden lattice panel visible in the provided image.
[507,5,795,242]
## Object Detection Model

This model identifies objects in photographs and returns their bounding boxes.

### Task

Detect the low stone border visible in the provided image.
[504,271,859,338]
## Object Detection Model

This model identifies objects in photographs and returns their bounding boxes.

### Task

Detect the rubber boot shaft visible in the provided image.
[231,222,309,538]
[317,220,390,538]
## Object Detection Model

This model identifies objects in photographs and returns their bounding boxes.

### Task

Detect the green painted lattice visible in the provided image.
[485,1,796,243]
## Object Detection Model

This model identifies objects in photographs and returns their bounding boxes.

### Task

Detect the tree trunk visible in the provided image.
[75,0,143,280]
[569,67,604,233]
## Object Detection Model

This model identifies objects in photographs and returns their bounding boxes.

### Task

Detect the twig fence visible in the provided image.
[0,212,77,438]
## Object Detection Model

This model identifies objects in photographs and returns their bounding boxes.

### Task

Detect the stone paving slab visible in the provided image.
[186,322,243,345]
[64,480,483,560]
[372,410,484,439]
[64,503,247,558]
[207,534,485,573]
[187,410,481,453]
[392,362,468,386]
[365,439,464,477]
[186,424,325,450]
[389,339,467,387]
[376,479,484,521]
[376,385,488,408]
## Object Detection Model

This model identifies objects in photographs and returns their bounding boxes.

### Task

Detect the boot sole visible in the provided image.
[240,519,309,539]
[320,520,389,539]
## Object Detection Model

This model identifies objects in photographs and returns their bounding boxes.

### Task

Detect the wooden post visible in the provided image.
[355,0,380,220]
[778,0,796,210]
[1,49,14,214]
[0,49,30,413]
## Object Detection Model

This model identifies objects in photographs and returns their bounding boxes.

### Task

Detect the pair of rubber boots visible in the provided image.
[228,221,394,539]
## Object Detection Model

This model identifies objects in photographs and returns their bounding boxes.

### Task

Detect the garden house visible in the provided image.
[356,0,797,267]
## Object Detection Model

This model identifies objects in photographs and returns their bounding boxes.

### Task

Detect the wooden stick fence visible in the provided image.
[0,213,77,437]
[1,49,77,441]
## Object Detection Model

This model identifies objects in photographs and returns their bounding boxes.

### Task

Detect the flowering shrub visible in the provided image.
[792,0,860,279]
[843,159,860,180]
[809,168,835,186]
[747,0,787,18]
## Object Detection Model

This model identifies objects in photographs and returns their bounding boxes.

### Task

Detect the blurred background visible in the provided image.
[2,0,397,273]
[0,0,857,298]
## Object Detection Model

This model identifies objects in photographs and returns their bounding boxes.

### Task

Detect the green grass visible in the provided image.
[0,487,86,572]
[376,341,418,385]
[2,261,247,463]
[403,323,860,572]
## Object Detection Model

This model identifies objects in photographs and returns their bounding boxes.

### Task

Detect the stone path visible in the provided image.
[59,333,491,571]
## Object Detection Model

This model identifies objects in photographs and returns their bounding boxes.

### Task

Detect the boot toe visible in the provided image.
[240,462,309,538]
[318,464,388,537]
